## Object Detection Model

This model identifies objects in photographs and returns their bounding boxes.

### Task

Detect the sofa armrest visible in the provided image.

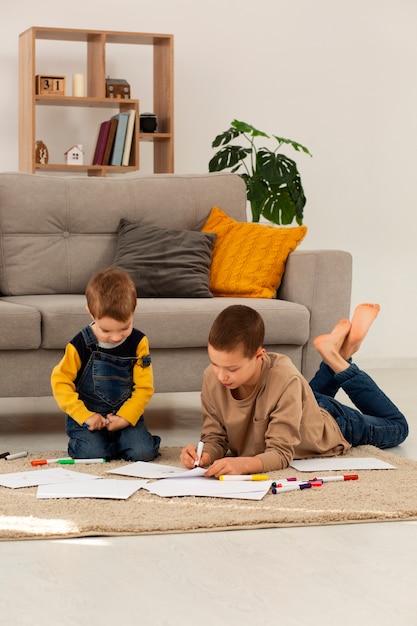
[277,249,352,381]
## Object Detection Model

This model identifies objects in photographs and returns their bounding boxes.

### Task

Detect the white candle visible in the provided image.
[72,73,85,97]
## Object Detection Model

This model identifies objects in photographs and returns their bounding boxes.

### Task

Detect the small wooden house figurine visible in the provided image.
[106,78,131,99]
[64,144,84,165]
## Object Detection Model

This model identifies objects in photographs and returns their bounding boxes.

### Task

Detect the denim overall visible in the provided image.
[66,324,160,461]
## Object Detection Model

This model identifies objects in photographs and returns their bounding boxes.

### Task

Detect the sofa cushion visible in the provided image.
[1,295,309,351]
[0,295,91,349]
[0,172,246,297]
[0,300,41,349]
[113,219,216,297]
[202,206,307,298]
[136,297,310,349]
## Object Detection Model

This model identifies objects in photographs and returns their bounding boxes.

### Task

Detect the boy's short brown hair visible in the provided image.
[86,268,137,322]
[208,305,265,358]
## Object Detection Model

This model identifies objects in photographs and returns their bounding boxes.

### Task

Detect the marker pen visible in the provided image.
[5,451,28,460]
[272,474,359,488]
[272,483,313,494]
[194,441,204,468]
[272,478,304,487]
[31,458,72,466]
[219,474,269,481]
[313,474,358,483]
[0,451,11,459]
[58,458,107,464]
[272,479,323,488]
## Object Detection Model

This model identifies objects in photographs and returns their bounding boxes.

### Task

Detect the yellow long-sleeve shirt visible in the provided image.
[51,327,154,426]
[200,352,350,472]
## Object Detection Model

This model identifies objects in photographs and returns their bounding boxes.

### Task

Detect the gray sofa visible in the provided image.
[0,171,352,398]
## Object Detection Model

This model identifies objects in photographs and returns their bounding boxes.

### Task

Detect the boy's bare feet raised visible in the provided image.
[313,304,380,373]
[313,318,352,373]
[340,303,380,360]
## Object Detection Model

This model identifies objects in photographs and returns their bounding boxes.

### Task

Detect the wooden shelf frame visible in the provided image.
[19,27,174,176]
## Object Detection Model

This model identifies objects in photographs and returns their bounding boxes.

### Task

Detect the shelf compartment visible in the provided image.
[19,27,174,176]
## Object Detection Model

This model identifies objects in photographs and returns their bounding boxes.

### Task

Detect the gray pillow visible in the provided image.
[113,219,216,297]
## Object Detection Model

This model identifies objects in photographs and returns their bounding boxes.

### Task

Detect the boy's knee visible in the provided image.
[68,438,110,459]
[396,418,409,446]
[122,435,161,462]
[379,416,409,449]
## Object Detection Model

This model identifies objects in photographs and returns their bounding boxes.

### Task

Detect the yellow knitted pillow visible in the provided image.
[201,206,307,298]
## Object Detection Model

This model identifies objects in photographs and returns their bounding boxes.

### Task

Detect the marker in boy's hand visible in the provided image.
[194,441,204,467]
[180,443,210,469]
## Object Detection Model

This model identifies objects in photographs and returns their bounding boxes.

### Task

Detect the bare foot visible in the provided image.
[341,303,380,359]
[313,318,352,370]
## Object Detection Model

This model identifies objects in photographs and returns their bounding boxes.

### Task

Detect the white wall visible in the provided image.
[1,0,416,366]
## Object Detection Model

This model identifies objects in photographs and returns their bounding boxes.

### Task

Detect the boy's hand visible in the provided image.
[106,414,129,431]
[84,413,108,431]
[180,444,211,469]
[83,413,129,431]
[204,456,264,478]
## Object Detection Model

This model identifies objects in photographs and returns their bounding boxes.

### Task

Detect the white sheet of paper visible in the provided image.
[107,461,206,479]
[0,468,101,489]
[144,477,273,500]
[36,478,147,500]
[290,457,397,472]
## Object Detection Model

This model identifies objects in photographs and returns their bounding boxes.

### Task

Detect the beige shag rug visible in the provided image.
[1,446,416,541]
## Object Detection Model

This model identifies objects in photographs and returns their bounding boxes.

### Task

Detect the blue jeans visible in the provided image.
[66,325,160,461]
[310,362,408,449]
[66,414,160,462]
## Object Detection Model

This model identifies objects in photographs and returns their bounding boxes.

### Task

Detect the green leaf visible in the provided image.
[208,146,251,172]
[256,151,298,185]
[250,152,306,225]
[272,135,312,156]
[232,119,269,139]
[211,127,241,148]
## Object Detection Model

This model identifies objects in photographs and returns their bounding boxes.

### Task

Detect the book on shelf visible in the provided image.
[102,117,119,166]
[110,112,130,166]
[92,120,112,165]
[121,109,136,166]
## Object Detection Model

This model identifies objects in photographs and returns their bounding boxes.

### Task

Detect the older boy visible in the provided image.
[181,304,408,475]
[51,268,160,461]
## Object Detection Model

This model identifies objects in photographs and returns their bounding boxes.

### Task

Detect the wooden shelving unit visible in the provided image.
[19,27,174,177]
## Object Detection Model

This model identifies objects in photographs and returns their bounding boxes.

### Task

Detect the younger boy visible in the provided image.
[51,268,160,461]
[180,304,408,475]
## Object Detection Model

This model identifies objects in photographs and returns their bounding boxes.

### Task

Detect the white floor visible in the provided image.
[0,368,416,626]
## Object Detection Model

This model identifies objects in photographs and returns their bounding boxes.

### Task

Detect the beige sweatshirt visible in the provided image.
[200,352,350,472]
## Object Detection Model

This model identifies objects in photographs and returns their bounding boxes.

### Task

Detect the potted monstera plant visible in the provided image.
[209,119,312,225]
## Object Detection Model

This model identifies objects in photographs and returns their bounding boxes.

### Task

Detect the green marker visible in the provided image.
[58,458,107,464]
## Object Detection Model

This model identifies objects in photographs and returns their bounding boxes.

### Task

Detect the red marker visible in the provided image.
[312,474,359,483]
